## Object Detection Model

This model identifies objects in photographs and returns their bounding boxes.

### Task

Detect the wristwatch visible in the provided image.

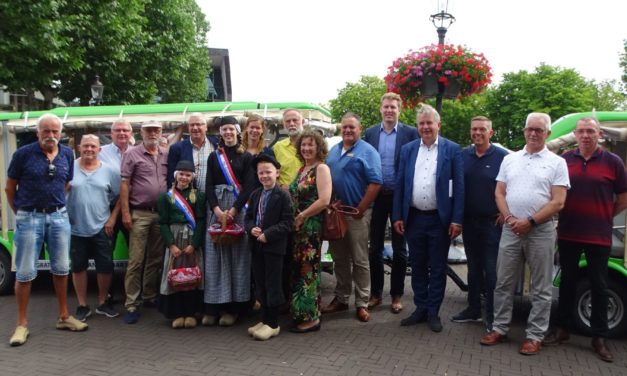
[527,216,537,226]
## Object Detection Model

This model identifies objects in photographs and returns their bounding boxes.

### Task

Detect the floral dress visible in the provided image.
[289,165,323,322]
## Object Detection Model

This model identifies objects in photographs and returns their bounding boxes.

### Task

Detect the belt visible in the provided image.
[410,207,438,215]
[380,188,394,196]
[131,205,157,212]
[21,205,65,213]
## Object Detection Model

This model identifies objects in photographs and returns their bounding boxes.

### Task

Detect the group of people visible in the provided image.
[5,95,625,363]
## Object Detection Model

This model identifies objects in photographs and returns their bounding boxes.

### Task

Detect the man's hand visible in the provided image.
[393,220,405,235]
[104,218,116,237]
[449,223,462,239]
[257,233,267,243]
[508,217,532,236]
[122,212,133,231]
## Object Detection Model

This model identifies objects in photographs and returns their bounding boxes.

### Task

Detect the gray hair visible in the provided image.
[187,112,207,124]
[341,112,362,125]
[416,104,440,123]
[37,113,63,130]
[111,119,131,131]
[525,112,552,131]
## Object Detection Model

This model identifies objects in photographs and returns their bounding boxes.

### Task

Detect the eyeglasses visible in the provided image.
[48,161,57,180]
[524,127,546,134]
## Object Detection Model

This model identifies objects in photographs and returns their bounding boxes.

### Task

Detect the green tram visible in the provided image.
[0,101,336,295]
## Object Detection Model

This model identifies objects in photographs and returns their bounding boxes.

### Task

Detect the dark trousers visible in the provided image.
[405,209,450,317]
[556,240,610,337]
[253,251,285,328]
[463,217,501,324]
[369,192,408,298]
[282,233,294,301]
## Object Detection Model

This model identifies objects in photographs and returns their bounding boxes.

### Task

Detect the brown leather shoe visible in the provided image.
[356,307,370,322]
[542,328,570,346]
[480,331,507,346]
[591,337,613,362]
[519,339,541,355]
[321,297,348,314]
[390,296,403,314]
[367,296,382,309]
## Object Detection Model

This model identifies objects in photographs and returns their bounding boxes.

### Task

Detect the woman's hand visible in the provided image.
[294,213,305,231]
[182,245,194,255]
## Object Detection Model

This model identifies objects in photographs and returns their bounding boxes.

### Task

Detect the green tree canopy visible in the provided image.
[0,0,210,108]
[620,39,627,94]
[484,64,596,150]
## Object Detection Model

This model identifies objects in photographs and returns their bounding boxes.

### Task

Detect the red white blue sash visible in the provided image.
[216,147,242,198]
[167,190,196,231]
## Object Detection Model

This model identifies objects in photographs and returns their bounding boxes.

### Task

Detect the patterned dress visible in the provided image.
[289,165,323,322]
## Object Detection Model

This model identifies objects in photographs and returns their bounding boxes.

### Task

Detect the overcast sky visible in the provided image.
[199,0,626,106]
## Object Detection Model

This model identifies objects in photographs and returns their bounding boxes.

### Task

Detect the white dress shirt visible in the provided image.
[411,137,439,210]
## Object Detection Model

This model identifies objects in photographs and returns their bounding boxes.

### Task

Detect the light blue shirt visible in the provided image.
[327,140,382,207]
[66,160,120,237]
[377,123,397,189]
[99,143,132,173]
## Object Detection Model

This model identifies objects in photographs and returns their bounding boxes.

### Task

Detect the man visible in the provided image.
[272,109,305,301]
[392,104,464,333]
[66,135,121,321]
[323,112,382,322]
[451,116,507,330]
[5,114,87,346]
[167,112,217,192]
[120,121,169,324]
[99,119,133,173]
[481,112,569,355]
[543,117,627,362]
[364,93,417,314]
[273,109,304,190]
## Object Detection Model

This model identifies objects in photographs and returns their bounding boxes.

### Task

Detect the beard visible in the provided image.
[287,128,301,137]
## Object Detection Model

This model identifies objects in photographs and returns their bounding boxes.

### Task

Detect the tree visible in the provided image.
[485,64,596,150]
[436,93,488,146]
[329,76,415,131]
[0,0,211,108]
[620,39,627,94]
[592,80,626,111]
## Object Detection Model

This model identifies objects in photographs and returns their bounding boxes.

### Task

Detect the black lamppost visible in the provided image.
[429,9,455,114]
[90,75,104,105]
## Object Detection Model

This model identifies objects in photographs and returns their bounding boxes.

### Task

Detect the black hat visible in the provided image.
[175,160,195,172]
[253,153,281,170]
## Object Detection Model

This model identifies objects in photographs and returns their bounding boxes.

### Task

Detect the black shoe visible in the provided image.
[400,311,427,326]
[95,303,119,318]
[428,315,443,332]
[451,307,482,323]
[75,305,92,322]
[289,321,321,333]
[143,299,158,308]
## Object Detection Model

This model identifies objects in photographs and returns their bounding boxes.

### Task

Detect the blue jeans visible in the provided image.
[463,216,501,324]
[14,208,71,282]
[405,209,450,317]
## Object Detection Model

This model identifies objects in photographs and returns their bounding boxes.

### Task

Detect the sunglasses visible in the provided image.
[48,161,57,180]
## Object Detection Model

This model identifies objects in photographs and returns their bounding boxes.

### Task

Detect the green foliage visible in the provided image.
[0,0,211,108]
[329,75,415,131]
[621,39,627,94]
[484,64,596,150]
[592,80,626,111]
[435,93,488,146]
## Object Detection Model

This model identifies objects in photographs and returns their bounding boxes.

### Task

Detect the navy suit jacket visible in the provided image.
[167,136,218,187]
[364,122,418,173]
[392,136,464,227]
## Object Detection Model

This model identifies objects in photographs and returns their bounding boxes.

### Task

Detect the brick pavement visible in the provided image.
[0,266,625,376]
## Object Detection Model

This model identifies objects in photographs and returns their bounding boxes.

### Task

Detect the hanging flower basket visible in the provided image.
[384,44,492,108]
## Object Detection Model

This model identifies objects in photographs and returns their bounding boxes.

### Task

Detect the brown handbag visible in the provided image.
[321,200,359,241]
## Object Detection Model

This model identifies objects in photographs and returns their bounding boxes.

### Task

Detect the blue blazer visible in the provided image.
[364,122,418,172]
[167,136,218,187]
[392,136,464,227]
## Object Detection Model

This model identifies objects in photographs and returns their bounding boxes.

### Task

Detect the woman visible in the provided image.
[288,129,332,333]
[242,114,274,158]
[203,116,255,326]
[157,160,206,328]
